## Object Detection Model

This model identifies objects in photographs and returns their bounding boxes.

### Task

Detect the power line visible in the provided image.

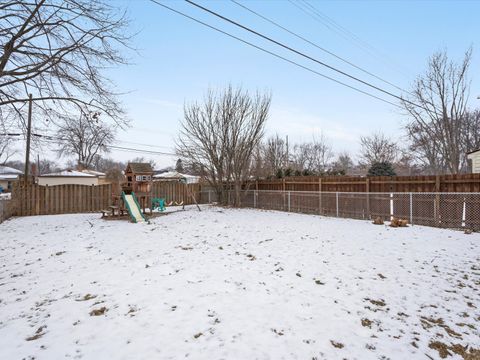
[2,132,178,157]
[183,0,420,109]
[230,0,407,93]
[148,0,401,108]
[291,0,412,77]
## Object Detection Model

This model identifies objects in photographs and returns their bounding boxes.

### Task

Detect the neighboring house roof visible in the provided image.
[467,148,480,155]
[39,170,96,178]
[126,162,153,174]
[80,169,106,177]
[153,171,200,183]
[0,165,23,175]
[0,174,20,180]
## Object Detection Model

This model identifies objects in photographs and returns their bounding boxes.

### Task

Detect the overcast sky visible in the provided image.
[11,0,480,169]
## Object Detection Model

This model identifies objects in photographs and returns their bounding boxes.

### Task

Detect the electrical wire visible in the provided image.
[291,0,413,77]
[1,132,178,157]
[184,0,419,108]
[230,0,407,93]
[148,0,402,108]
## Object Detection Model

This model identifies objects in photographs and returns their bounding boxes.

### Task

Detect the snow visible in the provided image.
[0,174,19,180]
[0,207,479,359]
[39,170,95,177]
[153,171,200,183]
[0,193,11,200]
[0,165,22,175]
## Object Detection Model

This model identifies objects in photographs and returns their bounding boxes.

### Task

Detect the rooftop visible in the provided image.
[39,170,96,178]
[126,163,153,174]
[0,165,23,175]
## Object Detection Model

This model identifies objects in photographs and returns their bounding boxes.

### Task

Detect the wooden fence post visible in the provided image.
[318,178,322,215]
[366,178,370,219]
[434,175,440,226]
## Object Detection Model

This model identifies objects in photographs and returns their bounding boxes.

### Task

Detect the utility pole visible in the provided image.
[24,94,33,185]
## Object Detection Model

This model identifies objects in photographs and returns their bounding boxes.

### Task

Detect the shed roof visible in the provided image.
[467,148,480,155]
[39,170,95,178]
[126,163,153,173]
[153,171,200,183]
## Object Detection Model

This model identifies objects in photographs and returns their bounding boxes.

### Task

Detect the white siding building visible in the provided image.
[0,166,22,191]
[37,170,99,186]
[467,149,480,174]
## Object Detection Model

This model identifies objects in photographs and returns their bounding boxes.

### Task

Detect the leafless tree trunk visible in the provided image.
[262,134,287,177]
[0,135,16,164]
[402,49,472,174]
[0,0,132,132]
[292,134,333,174]
[176,85,271,206]
[331,151,354,175]
[56,112,116,169]
[359,132,398,167]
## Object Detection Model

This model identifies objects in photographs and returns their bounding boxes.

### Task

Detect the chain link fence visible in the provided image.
[198,190,480,231]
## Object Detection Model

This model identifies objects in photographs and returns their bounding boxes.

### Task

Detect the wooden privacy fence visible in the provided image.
[151,181,201,205]
[252,174,480,193]
[0,200,14,223]
[11,183,112,216]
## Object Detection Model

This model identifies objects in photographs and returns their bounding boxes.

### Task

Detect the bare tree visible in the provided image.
[402,49,473,174]
[37,159,60,175]
[331,151,354,175]
[0,0,132,131]
[262,134,287,177]
[359,132,398,167]
[0,135,16,165]
[177,85,271,205]
[56,112,116,169]
[292,134,334,174]
[462,109,480,170]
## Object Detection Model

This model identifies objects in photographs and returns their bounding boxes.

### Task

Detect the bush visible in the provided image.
[368,161,396,176]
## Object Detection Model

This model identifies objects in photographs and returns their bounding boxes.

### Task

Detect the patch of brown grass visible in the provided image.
[75,293,97,301]
[26,326,46,341]
[330,340,344,349]
[361,318,373,328]
[365,298,386,307]
[429,341,480,360]
[90,306,107,316]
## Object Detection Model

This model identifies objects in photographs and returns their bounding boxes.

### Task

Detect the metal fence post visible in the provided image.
[288,191,291,212]
[409,192,413,225]
[390,193,394,220]
[336,192,339,217]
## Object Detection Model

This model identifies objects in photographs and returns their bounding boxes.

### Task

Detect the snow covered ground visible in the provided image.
[0,206,479,359]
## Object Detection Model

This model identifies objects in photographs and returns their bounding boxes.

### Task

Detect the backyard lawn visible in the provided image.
[0,206,479,359]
